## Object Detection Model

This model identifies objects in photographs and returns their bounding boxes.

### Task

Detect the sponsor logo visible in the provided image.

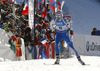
[57,22,63,25]
[86,41,100,52]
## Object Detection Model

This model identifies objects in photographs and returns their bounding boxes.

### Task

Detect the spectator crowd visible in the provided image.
[0,0,55,60]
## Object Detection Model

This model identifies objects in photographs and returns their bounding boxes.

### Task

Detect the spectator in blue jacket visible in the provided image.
[91,28,97,35]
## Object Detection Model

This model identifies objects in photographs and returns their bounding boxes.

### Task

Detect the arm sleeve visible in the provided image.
[69,20,73,30]
[63,17,71,29]
[65,17,73,31]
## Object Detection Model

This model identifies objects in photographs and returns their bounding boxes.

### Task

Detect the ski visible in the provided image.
[53,64,61,65]
[43,63,90,66]
[43,63,61,65]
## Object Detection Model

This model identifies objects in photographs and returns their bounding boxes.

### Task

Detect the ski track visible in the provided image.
[0,56,100,71]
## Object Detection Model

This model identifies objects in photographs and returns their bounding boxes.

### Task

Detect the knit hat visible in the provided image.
[55,10,62,16]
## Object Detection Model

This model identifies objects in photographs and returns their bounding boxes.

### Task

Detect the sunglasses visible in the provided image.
[56,15,61,17]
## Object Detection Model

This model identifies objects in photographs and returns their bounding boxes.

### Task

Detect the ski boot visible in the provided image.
[55,54,60,64]
[77,56,85,65]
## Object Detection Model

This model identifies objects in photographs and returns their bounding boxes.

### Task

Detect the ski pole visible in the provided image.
[73,37,83,53]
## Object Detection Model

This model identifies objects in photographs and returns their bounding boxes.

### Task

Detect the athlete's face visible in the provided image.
[56,15,62,21]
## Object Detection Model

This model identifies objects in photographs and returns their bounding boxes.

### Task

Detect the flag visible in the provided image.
[58,1,65,10]
[22,0,28,15]
[2,0,8,4]
[10,0,14,2]
[40,38,48,47]
[50,0,55,4]
[2,0,8,2]
[39,0,44,4]
[35,2,37,8]
[42,51,48,59]
[50,0,55,13]
[64,15,71,19]
[10,0,12,2]
[41,0,47,18]
[50,3,55,13]
[5,0,8,2]
[42,7,47,18]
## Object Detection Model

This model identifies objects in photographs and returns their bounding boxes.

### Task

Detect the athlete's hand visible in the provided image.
[70,30,74,35]
[68,28,70,31]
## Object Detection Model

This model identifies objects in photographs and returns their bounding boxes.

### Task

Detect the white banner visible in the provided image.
[0,28,15,60]
[0,29,25,61]
[29,0,34,29]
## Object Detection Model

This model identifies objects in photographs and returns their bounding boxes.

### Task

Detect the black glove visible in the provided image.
[70,30,73,35]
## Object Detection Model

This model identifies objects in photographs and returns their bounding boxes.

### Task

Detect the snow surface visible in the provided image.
[0,55,100,71]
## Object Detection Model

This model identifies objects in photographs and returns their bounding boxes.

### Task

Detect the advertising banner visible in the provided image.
[73,34,100,56]
[85,35,100,56]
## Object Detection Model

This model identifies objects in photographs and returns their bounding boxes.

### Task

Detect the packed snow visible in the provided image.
[0,55,100,71]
